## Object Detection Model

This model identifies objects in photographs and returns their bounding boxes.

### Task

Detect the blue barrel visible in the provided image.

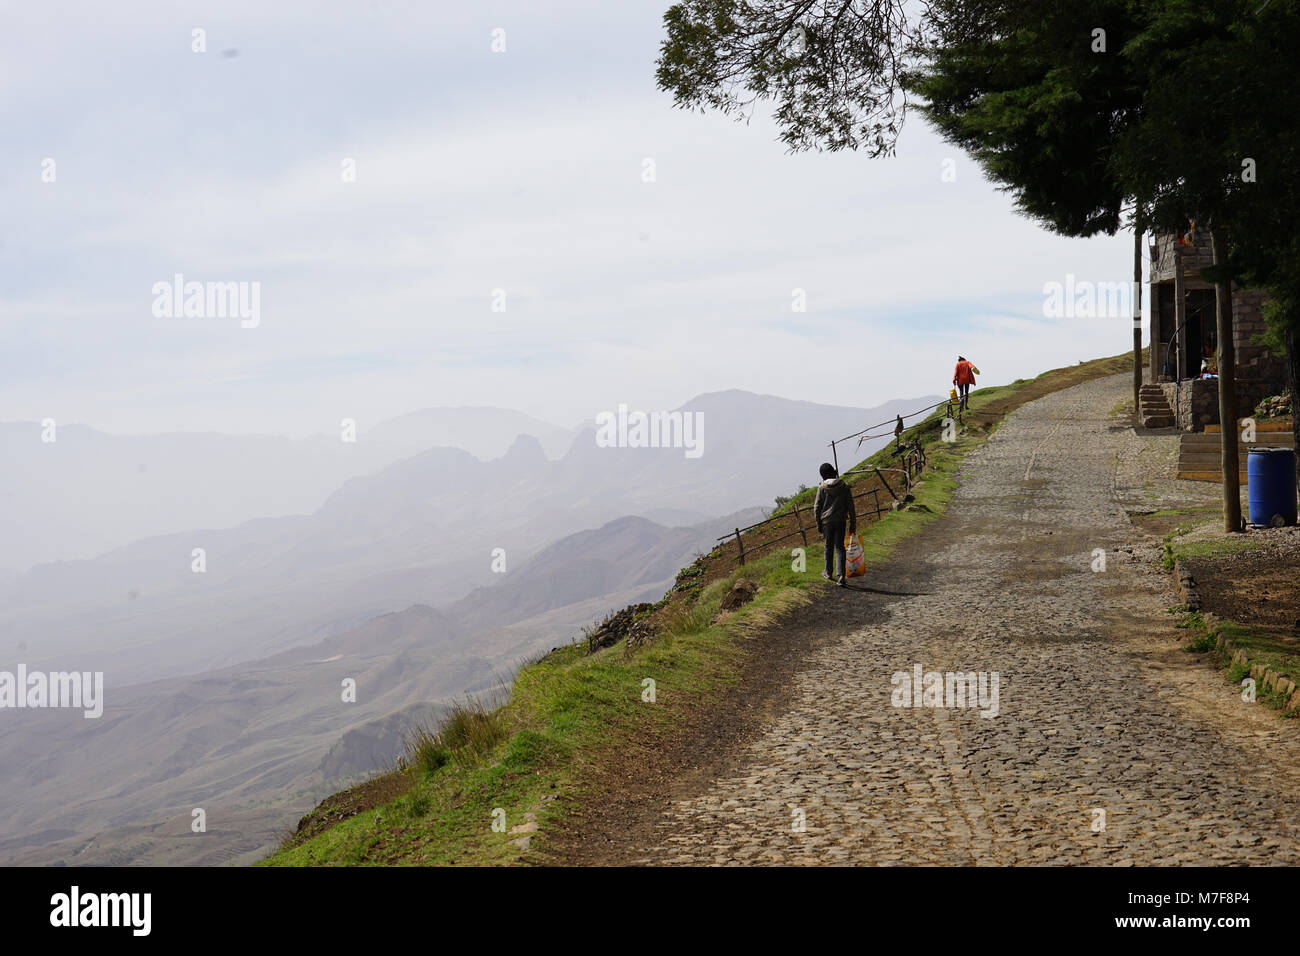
[1247,447,1297,527]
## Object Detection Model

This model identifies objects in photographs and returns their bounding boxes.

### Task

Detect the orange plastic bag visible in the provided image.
[845,531,866,578]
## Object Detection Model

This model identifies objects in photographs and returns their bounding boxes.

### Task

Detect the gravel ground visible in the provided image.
[641,372,1300,865]
[1186,525,1300,635]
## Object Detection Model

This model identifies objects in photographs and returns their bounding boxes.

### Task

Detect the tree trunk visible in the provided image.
[1212,232,1242,533]
[1287,321,1300,498]
[1174,241,1186,382]
[1133,226,1143,422]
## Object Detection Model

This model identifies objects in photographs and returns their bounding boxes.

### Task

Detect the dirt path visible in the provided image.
[614,372,1300,865]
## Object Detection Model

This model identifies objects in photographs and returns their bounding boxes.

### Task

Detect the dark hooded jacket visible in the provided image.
[813,477,856,532]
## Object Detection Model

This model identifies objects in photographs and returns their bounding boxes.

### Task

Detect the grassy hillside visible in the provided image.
[260,351,1139,866]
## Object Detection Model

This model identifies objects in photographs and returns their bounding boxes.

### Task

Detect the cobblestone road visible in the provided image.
[645,373,1300,865]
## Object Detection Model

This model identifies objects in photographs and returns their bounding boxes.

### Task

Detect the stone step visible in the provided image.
[1180,457,1255,470]
[1180,450,1289,463]
[1180,466,1290,477]
[1181,435,1293,448]
[1205,420,1293,434]
[1177,470,1250,482]
[1180,446,1261,456]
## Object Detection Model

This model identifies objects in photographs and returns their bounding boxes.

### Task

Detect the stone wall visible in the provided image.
[1151,231,1214,283]
[1232,288,1285,383]
[1160,379,1220,431]
[1150,229,1287,393]
[1159,378,1285,430]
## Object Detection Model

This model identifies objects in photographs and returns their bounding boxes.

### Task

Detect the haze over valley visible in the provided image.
[0,389,936,865]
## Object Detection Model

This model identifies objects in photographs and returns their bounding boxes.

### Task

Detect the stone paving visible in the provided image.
[645,373,1300,865]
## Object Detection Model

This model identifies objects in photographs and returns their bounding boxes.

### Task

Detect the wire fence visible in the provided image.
[828,397,960,472]
[715,396,956,568]
[715,485,889,567]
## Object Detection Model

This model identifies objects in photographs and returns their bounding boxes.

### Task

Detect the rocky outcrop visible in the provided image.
[718,579,760,611]
[586,603,656,653]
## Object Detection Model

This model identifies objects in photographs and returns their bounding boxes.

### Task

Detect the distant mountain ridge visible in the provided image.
[1,391,939,689]
[0,407,582,574]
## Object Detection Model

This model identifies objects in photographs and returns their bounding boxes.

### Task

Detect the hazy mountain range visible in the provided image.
[0,389,938,865]
[0,407,579,575]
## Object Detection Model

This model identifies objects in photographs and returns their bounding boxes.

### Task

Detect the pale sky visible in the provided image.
[2,0,1142,438]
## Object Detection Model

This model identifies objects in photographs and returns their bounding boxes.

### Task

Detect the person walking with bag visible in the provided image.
[814,462,855,587]
[953,356,978,411]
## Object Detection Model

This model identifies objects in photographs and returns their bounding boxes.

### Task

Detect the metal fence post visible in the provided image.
[791,502,809,547]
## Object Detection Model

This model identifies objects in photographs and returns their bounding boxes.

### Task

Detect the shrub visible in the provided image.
[439,700,509,767]
[406,793,432,817]
[656,597,715,640]
[405,724,451,777]
[401,698,509,775]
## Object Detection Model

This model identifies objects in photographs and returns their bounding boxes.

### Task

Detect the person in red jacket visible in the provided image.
[953,356,977,411]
